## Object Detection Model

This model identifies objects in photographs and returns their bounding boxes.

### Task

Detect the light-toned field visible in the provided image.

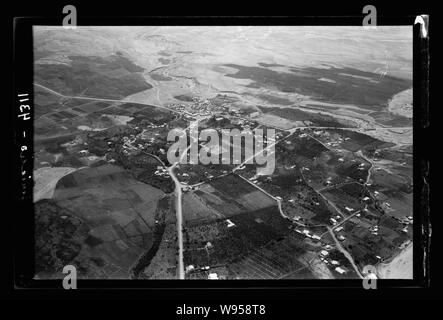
[376,243,413,279]
[255,114,297,130]
[309,255,335,279]
[388,88,413,119]
[33,166,78,202]
[239,190,277,211]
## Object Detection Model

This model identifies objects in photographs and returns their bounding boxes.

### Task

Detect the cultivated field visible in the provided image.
[36,164,167,279]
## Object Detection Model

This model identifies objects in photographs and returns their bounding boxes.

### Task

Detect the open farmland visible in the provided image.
[321,183,369,216]
[183,206,295,275]
[203,175,276,212]
[34,164,170,279]
[226,233,316,279]
[35,54,153,99]
[183,174,277,226]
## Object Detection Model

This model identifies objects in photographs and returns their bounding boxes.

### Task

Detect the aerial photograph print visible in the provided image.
[32,25,413,281]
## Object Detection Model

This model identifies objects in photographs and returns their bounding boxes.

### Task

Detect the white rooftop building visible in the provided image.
[226,219,236,228]
[185,265,195,273]
[335,267,347,274]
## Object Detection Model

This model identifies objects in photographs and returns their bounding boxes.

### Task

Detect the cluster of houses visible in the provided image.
[171,102,207,119]
[183,239,228,280]
[369,225,379,235]
[248,175,263,186]
[399,216,413,224]
[396,215,413,233]
[182,185,199,192]
[118,126,170,160]
[154,166,169,177]
[174,98,227,119]
[185,264,220,279]
[332,225,347,241]
[294,228,321,241]
[322,134,349,149]
[120,135,139,155]
[172,104,188,114]
[171,98,265,139]
[319,249,349,275]
[329,213,345,226]
[326,141,340,148]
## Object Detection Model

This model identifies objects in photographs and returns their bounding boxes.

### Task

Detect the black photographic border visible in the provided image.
[12,14,430,298]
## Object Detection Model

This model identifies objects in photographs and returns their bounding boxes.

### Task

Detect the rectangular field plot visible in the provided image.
[183,206,294,272]
[76,101,112,113]
[191,175,276,218]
